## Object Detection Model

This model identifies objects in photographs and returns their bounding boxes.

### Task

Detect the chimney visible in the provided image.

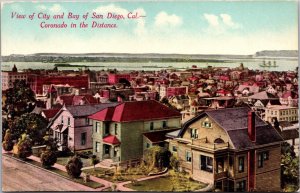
[248,111,256,142]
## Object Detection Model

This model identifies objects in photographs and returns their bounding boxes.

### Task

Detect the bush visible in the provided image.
[170,155,180,171]
[65,155,83,178]
[15,134,32,159]
[2,129,13,151]
[90,155,100,170]
[40,148,57,168]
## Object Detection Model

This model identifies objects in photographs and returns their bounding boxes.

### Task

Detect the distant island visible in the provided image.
[2,50,298,63]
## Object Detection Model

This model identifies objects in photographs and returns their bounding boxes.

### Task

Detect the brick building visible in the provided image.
[27,74,89,95]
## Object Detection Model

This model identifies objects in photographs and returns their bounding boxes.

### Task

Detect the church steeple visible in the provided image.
[12,64,18,72]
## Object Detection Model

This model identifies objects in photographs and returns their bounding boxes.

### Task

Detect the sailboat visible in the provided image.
[259,60,278,67]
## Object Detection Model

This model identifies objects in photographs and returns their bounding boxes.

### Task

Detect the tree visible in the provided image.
[40,147,57,169]
[2,118,9,141]
[66,154,83,178]
[2,129,14,151]
[15,133,32,159]
[170,155,180,171]
[281,142,299,190]
[90,155,100,171]
[10,113,48,145]
[143,146,171,171]
[3,80,36,118]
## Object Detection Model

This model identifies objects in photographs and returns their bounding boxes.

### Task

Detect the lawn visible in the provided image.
[82,167,148,182]
[24,158,103,189]
[125,175,207,191]
[56,156,92,167]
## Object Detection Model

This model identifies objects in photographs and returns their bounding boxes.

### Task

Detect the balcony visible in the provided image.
[214,171,228,179]
[191,137,229,151]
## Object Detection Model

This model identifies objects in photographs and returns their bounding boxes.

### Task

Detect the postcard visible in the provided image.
[1,0,299,192]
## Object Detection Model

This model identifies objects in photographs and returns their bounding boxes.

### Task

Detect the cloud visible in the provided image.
[154,12,182,27]
[36,5,47,11]
[49,4,63,13]
[93,4,128,16]
[133,8,147,36]
[203,13,241,34]
[220,14,240,28]
[93,4,147,36]
[203,14,219,27]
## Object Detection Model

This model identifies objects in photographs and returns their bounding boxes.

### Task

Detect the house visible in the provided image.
[168,107,283,192]
[264,105,298,123]
[88,100,181,162]
[48,103,118,152]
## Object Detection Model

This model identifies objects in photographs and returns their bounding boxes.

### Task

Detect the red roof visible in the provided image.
[103,135,120,145]
[88,107,115,121]
[42,108,60,119]
[89,100,181,122]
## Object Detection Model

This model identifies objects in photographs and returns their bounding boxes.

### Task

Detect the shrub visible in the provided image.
[90,155,100,170]
[2,129,13,151]
[14,134,32,159]
[40,148,57,168]
[170,155,180,171]
[65,154,83,178]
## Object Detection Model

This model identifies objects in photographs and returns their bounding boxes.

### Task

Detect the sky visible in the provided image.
[1,1,298,55]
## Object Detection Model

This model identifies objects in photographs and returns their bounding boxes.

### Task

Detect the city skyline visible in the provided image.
[1,1,298,55]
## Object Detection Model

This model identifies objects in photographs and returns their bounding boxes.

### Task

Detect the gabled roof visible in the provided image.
[42,108,60,119]
[89,100,181,122]
[249,91,278,100]
[178,107,283,150]
[66,103,119,117]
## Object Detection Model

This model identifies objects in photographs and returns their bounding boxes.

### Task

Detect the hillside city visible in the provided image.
[2,62,299,192]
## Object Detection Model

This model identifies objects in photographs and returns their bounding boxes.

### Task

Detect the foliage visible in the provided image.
[40,147,57,168]
[2,129,14,151]
[10,113,48,145]
[43,137,58,151]
[281,142,299,189]
[90,155,100,170]
[3,80,36,118]
[15,133,32,159]
[143,146,171,171]
[66,154,83,178]
[2,118,10,142]
[170,155,180,171]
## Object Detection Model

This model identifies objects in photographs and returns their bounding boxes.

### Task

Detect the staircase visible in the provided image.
[99,159,114,168]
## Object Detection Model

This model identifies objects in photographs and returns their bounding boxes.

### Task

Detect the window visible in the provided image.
[172,146,177,152]
[162,121,167,128]
[81,132,87,145]
[61,116,64,124]
[96,142,100,152]
[200,155,213,172]
[115,124,118,135]
[105,126,110,135]
[67,117,71,126]
[186,151,192,162]
[258,151,269,168]
[150,122,154,130]
[238,156,244,173]
[190,128,198,139]
[146,143,150,148]
[236,180,246,192]
[96,122,100,133]
[85,118,89,125]
[202,121,212,128]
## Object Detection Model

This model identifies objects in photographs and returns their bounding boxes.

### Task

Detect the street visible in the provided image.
[2,155,92,191]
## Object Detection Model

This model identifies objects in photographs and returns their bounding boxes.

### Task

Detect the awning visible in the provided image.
[103,135,121,145]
